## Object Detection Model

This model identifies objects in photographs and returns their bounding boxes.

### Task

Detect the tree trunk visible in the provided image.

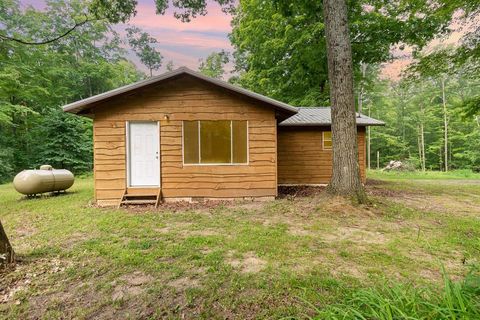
[323,0,367,203]
[367,105,371,171]
[0,220,15,267]
[439,146,443,171]
[441,78,448,172]
[420,104,426,172]
[417,127,422,169]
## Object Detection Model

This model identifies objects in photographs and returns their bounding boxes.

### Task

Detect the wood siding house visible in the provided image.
[277,107,383,185]
[63,67,383,206]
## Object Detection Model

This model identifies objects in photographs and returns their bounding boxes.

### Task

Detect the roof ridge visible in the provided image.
[296,107,331,110]
[63,67,298,116]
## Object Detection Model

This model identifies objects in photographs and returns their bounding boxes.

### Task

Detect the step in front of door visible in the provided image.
[118,188,162,208]
[121,199,158,205]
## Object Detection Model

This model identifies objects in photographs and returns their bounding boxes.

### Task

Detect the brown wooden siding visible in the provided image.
[277,126,366,185]
[91,75,277,204]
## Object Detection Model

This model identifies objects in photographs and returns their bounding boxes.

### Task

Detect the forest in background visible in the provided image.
[1,0,479,183]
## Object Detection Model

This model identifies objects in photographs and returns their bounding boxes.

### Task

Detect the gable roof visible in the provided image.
[279,107,385,126]
[62,67,298,116]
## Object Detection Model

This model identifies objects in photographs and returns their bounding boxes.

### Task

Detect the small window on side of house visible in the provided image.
[323,131,332,150]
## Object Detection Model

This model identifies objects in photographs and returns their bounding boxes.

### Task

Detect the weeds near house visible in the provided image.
[308,267,480,320]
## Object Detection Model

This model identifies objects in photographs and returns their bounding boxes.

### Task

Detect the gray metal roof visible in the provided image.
[279,107,385,126]
[62,67,298,116]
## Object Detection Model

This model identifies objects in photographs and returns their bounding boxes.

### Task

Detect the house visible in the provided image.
[63,67,383,206]
[278,107,383,185]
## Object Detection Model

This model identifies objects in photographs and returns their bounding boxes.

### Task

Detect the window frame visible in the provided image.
[182,120,249,166]
[323,130,332,150]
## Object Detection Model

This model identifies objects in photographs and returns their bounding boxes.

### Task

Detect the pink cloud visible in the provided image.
[147,29,232,49]
[160,48,200,68]
[131,1,232,33]
[116,1,234,73]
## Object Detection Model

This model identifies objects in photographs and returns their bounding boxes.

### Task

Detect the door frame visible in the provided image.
[126,121,161,188]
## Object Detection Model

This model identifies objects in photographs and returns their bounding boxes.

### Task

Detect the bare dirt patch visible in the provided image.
[235,200,267,211]
[111,271,153,301]
[322,226,388,244]
[123,200,230,213]
[400,195,480,216]
[62,231,95,249]
[278,185,326,198]
[226,251,267,273]
[14,224,37,238]
[330,264,365,279]
[288,225,315,236]
[0,257,72,304]
[186,228,220,236]
[168,276,200,291]
[119,271,154,286]
[321,196,379,217]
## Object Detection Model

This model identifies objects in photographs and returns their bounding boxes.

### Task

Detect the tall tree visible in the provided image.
[229,0,468,107]
[198,50,230,79]
[323,0,366,202]
[126,26,163,77]
[441,78,449,171]
[33,109,93,172]
[0,220,14,267]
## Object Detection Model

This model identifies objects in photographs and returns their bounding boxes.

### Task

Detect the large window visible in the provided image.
[323,131,332,150]
[183,120,248,164]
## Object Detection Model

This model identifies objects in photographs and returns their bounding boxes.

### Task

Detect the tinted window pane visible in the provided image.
[232,121,248,163]
[184,121,199,163]
[200,121,231,163]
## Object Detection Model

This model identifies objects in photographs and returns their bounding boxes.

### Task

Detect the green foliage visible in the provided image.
[126,26,163,76]
[366,68,480,171]
[198,50,229,79]
[88,0,137,23]
[0,0,143,182]
[310,268,480,320]
[408,1,480,116]
[229,0,462,106]
[33,109,93,173]
[0,140,14,184]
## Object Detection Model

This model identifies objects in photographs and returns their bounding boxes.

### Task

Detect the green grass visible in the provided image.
[310,268,480,320]
[368,169,480,180]
[1,174,479,319]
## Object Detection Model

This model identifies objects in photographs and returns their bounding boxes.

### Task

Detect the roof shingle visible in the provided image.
[280,107,384,126]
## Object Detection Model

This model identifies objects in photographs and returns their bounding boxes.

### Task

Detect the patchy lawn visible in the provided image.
[0,173,479,319]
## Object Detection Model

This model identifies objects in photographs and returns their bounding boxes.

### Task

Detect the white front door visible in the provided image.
[128,122,160,187]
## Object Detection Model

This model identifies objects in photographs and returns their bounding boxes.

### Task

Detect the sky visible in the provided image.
[17,0,472,80]
[119,0,233,72]
[20,0,233,74]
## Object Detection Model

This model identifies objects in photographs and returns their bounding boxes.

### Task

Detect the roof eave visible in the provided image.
[62,67,298,117]
[279,122,385,127]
